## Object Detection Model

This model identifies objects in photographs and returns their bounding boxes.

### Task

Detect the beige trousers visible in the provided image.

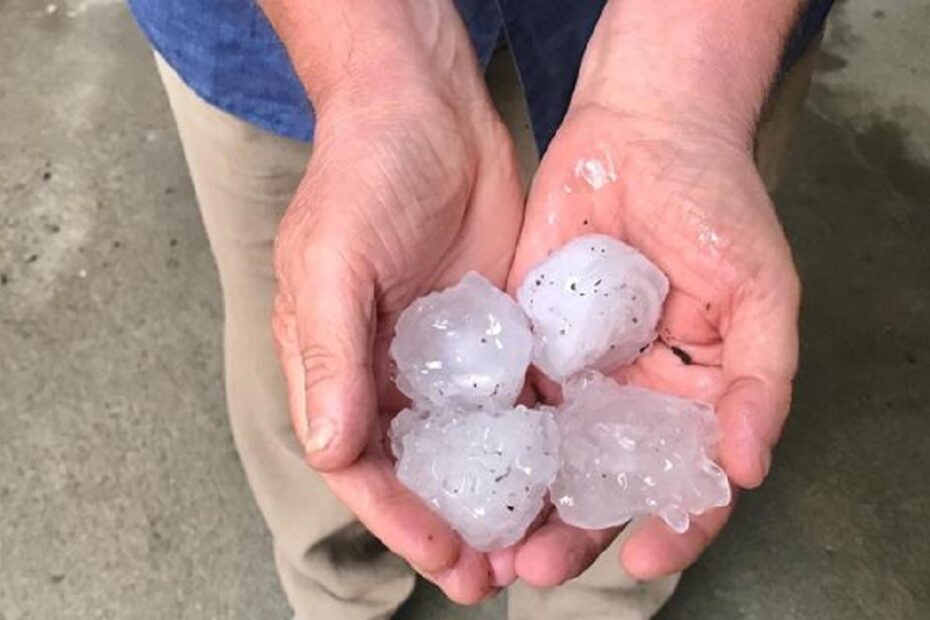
[154,39,816,620]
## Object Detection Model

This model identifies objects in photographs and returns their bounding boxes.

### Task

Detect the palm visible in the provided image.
[507,105,800,584]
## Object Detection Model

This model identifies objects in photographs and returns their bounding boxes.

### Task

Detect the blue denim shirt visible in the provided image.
[129,0,833,151]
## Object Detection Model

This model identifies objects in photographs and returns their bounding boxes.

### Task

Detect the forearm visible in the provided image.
[574,0,806,146]
[258,0,481,112]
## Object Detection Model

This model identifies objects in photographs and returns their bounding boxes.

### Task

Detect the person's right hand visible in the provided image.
[269,4,524,603]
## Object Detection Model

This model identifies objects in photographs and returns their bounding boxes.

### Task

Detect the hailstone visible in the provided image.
[550,372,731,533]
[390,272,533,409]
[389,241,728,547]
[391,403,559,551]
[517,234,669,382]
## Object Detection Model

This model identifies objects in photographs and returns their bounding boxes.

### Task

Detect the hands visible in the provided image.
[269,1,524,603]
[266,0,803,604]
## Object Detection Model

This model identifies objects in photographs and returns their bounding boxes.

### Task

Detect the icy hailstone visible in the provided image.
[391,404,560,551]
[551,373,731,533]
[390,272,533,408]
[517,234,669,382]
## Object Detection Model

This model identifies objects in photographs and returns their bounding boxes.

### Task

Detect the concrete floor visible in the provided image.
[1,1,928,618]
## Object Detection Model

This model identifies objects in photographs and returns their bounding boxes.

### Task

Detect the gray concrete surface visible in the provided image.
[1,0,928,618]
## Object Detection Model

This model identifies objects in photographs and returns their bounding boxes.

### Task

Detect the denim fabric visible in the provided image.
[129,0,833,151]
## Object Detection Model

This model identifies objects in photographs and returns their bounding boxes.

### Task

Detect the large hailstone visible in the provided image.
[391,404,559,551]
[517,234,669,382]
[390,272,533,409]
[551,372,731,533]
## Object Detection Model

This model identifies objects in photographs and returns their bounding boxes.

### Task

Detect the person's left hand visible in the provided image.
[504,103,801,586]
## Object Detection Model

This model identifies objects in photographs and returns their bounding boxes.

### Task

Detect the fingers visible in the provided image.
[528,366,563,406]
[271,298,312,453]
[629,260,799,491]
[657,290,723,366]
[623,343,726,404]
[322,455,459,572]
[321,456,498,604]
[515,513,622,587]
[620,500,734,580]
[273,226,379,471]
[715,375,789,489]
[716,272,800,489]
[426,547,500,605]
[410,547,500,605]
[486,546,518,588]
[272,227,500,606]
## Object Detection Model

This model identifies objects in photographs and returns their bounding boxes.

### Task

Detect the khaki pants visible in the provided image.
[153,39,816,619]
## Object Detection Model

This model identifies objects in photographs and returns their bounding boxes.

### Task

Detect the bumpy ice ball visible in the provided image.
[391,404,560,551]
[390,272,533,409]
[517,234,669,382]
[551,372,731,533]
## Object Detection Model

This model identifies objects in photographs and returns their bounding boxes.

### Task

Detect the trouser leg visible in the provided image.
[154,55,415,620]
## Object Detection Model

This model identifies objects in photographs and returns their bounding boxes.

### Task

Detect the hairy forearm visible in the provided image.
[258,0,480,111]
[574,0,806,145]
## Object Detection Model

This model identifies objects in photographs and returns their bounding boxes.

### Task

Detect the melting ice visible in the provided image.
[389,238,729,550]
[517,234,669,382]
[551,372,731,533]
[390,272,532,409]
[391,403,559,551]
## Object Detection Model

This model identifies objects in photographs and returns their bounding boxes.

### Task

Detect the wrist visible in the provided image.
[260,0,486,119]
[571,0,804,148]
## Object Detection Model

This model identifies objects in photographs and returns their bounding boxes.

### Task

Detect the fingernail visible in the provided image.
[305,416,334,454]
[423,556,457,581]
[759,448,772,479]
[410,561,451,583]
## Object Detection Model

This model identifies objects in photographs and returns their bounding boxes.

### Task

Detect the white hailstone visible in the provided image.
[551,373,731,533]
[391,403,559,551]
[516,234,669,382]
[390,272,533,409]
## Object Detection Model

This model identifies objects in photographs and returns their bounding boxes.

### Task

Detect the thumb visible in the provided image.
[716,266,800,489]
[273,235,378,471]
